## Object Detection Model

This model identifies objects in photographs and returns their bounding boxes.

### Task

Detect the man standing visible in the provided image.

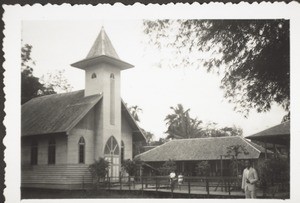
[241,160,258,198]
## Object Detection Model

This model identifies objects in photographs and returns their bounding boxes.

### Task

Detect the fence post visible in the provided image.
[128,176,131,191]
[228,179,231,196]
[141,177,144,197]
[206,177,210,196]
[156,177,158,192]
[188,179,191,198]
[108,177,111,191]
[82,175,84,190]
[120,176,122,190]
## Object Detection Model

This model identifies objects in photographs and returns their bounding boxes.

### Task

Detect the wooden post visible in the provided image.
[188,179,191,198]
[228,178,231,196]
[108,177,111,191]
[120,176,122,190]
[206,177,210,196]
[82,175,84,190]
[141,177,144,197]
[128,176,131,191]
[220,155,223,192]
[155,177,158,192]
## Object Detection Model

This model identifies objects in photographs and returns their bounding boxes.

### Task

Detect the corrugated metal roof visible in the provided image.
[71,27,134,70]
[21,90,102,136]
[246,121,290,139]
[86,27,119,60]
[136,136,266,162]
[21,90,145,141]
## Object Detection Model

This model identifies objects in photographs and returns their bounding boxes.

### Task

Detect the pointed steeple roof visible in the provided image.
[71,27,133,70]
[86,27,120,60]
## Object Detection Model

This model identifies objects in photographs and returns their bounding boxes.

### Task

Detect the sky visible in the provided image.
[21,20,287,140]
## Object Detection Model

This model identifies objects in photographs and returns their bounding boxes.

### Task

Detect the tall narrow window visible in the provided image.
[78,137,85,164]
[30,140,38,165]
[121,141,125,164]
[48,138,56,164]
[110,73,115,125]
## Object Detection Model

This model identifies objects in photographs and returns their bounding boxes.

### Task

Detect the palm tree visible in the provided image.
[165,104,203,139]
[128,105,142,122]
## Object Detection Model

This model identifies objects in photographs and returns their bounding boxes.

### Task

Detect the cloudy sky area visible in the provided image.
[22,20,287,140]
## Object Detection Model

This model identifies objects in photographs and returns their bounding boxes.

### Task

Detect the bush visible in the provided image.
[122,159,142,176]
[88,157,110,184]
[257,156,289,191]
[195,161,210,176]
[158,160,177,175]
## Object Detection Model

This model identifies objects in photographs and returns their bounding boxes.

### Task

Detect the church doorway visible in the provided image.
[104,136,120,181]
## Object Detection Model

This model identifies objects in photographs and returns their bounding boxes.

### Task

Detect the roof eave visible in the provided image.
[71,55,134,70]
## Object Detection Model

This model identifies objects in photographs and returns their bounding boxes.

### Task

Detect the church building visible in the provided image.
[21,28,146,189]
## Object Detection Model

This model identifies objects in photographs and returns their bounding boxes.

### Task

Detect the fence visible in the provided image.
[95,176,242,197]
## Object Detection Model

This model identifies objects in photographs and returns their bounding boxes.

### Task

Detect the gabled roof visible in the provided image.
[22,90,145,141]
[86,27,120,60]
[22,90,102,136]
[136,136,268,162]
[245,121,290,146]
[246,121,290,138]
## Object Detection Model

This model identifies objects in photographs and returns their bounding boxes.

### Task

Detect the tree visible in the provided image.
[164,104,243,139]
[143,20,289,116]
[21,44,73,104]
[128,105,142,122]
[257,156,289,194]
[21,44,55,104]
[165,104,203,139]
[158,159,177,175]
[39,70,73,93]
[141,129,154,143]
[88,157,110,185]
[195,161,211,176]
[281,111,290,123]
[121,159,142,176]
[202,123,243,137]
[226,145,249,176]
[127,104,154,143]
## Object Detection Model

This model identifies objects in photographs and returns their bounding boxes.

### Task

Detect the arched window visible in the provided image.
[30,140,38,165]
[48,138,56,164]
[121,141,125,163]
[104,136,119,155]
[78,137,85,164]
[110,73,115,125]
[91,73,97,79]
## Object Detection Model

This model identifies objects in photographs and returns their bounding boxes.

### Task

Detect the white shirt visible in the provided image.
[170,172,176,179]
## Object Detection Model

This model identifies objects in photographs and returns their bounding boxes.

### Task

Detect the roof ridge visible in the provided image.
[136,140,171,158]
[239,137,261,153]
[172,136,237,142]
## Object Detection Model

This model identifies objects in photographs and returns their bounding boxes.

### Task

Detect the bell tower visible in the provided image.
[71,27,133,178]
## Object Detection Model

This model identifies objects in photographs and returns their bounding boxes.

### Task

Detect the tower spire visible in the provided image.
[86,27,120,60]
[71,27,133,70]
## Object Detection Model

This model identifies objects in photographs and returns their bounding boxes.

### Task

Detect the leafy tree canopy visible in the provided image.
[158,159,177,175]
[165,103,243,139]
[126,103,154,143]
[21,44,73,104]
[121,159,142,176]
[143,20,289,116]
